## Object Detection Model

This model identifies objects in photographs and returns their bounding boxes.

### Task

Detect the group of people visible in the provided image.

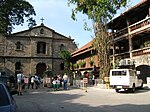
[28,74,41,89]
[16,72,69,95]
[16,72,41,96]
[52,73,68,90]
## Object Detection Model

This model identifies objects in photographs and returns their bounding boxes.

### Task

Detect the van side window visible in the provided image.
[112,70,127,76]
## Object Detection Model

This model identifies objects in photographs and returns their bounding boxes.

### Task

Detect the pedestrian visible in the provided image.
[52,78,56,91]
[28,75,31,89]
[92,75,95,85]
[34,74,39,89]
[9,74,15,88]
[58,75,63,87]
[31,76,35,89]
[56,77,60,90]
[63,73,68,90]
[17,71,24,95]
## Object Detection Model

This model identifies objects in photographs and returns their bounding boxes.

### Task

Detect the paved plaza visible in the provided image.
[14,86,150,112]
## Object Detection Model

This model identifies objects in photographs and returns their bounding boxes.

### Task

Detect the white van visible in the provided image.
[110,69,143,93]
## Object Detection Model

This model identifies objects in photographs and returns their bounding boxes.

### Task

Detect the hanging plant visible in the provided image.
[89,60,94,66]
[73,63,79,69]
[79,61,86,68]
[144,40,150,47]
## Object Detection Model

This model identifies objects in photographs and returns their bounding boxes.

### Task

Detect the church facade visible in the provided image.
[0,24,77,77]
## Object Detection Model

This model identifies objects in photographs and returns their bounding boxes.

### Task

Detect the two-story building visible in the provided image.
[71,0,150,83]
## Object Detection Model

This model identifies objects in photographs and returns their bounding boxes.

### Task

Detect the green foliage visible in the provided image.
[144,40,150,47]
[0,0,36,33]
[73,63,79,69]
[68,0,128,80]
[68,0,127,22]
[89,60,94,66]
[79,61,86,67]
[60,50,71,71]
[60,50,71,61]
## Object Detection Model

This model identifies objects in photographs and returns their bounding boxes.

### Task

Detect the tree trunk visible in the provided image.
[93,22,110,81]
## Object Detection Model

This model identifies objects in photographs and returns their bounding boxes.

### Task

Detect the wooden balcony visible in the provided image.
[132,47,150,57]
[111,17,150,39]
[129,17,150,34]
[110,51,130,59]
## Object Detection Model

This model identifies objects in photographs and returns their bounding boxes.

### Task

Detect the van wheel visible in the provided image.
[140,82,143,89]
[130,84,135,93]
[115,89,120,93]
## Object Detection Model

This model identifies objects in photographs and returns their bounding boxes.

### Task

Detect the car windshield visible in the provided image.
[0,84,10,106]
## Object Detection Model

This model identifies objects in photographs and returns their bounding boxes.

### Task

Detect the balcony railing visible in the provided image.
[129,17,150,33]
[111,17,150,38]
[113,27,128,38]
[132,47,150,57]
[110,51,130,59]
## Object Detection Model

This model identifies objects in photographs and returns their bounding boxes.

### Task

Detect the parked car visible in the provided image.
[0,83,17,112]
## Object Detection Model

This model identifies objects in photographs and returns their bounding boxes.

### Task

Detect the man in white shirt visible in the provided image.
[17,72,24,95]
[63,73,68,90]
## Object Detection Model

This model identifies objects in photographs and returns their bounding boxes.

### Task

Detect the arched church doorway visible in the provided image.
[36,63,46,77]
[136,65,150,84]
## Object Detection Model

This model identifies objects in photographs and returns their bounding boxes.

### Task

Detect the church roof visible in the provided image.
[10,23,74,41]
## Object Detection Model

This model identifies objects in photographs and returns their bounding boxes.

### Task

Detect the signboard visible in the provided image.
[83,78,88,83]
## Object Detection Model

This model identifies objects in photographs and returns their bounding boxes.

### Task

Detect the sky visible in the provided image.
[13,0,142,48]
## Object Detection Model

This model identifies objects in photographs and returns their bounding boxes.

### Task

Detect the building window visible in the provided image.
[16,42,23,50]
[60,62,64,70]
[40,28,44,34]
[60,44,65,51]
[15,62,21,70]
[37,42,46,54]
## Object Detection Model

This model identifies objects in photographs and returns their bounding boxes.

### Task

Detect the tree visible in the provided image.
[68,0,128,80]
[0,0,36,34]
[60,50,71,72]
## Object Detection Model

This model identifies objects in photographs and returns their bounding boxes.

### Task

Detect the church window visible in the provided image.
[60,62,64,70]
[40,28,44,34]
[60,44,65,51]
[37,42,46,54]
[15,62,21,70]
[16,42,23,50]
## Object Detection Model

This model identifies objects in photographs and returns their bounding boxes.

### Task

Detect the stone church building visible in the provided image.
[0,23,77,77]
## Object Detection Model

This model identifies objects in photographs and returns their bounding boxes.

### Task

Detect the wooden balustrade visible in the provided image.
[129,17,150,32]
[132,47,150,57]
[110,17,150,38]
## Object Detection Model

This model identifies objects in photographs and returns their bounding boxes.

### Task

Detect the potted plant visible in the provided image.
[79,61,86,68]
[89,60,94,66]
[144,40,150,47]
[73,63,79,69]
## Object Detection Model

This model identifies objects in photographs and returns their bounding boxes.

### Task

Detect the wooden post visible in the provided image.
[126,18,133,59]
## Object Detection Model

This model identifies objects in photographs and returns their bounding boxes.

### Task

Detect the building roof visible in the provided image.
[108,0,148,27]
[10,23,74,41]
[71,40,93,57]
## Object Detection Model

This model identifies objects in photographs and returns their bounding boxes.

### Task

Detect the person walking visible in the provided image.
[34,74,39,89]
[31,76,35,89]
[28,75,31,89]
[63,73,68,90]
[17,71,24,95]
[92,75,95,85]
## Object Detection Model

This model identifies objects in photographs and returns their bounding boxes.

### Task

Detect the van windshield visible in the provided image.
[112,70,127,76]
